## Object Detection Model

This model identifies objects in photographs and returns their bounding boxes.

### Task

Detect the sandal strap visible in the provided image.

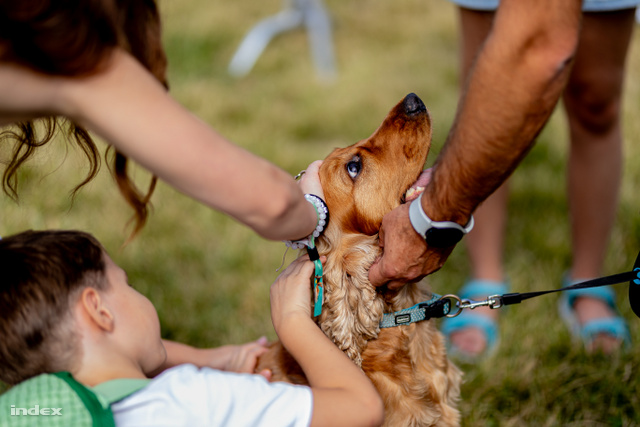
[563,286,617,309]
[558,274,631,349]
[562,274,617,309]
[441,311,499,352]
[459,279,509,300]
[581,317,631,347]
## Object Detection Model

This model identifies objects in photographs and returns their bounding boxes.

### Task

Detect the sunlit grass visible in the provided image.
[2,0,640,424]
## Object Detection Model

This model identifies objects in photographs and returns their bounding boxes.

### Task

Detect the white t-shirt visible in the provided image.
[110,364,313,427]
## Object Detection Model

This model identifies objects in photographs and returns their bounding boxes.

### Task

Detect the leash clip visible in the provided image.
[459,294,504,311]
[440,294,504,318]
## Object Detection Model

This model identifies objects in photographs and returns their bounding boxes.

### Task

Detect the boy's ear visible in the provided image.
[79,288,115,332]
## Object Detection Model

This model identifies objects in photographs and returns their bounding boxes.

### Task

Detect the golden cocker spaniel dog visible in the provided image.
[258,93,461,427]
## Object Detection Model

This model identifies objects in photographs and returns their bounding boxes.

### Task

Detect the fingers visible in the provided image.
[368,258,387,288]
[270,255,326,332]
[369,241,450,289]
[299,160,325,200]
[239,346,269,373]
[368,203,446,287]
[229,337,271,373]
[258,369,273,381]
[305,160,323,175]
[274,254,325,283]
[274,254,315,281]
[368,256,411,289]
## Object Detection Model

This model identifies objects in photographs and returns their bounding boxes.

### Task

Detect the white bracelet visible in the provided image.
[284,194,329,249]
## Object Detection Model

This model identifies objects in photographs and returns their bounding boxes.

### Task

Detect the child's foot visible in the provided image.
[558,279,630,354]
[448,306,499,358]
[441,279,508,363]
[573,296,625,353]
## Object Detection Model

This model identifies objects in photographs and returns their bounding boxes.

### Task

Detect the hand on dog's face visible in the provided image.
[297,160,325,201]
[369,203,454,289]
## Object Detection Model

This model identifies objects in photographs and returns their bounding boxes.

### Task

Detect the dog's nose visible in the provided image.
[403,93,426,115]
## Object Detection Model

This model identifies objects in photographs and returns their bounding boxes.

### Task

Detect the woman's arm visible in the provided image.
[63,50,322,240]
[0,50,322,241]
[270,256,384,427]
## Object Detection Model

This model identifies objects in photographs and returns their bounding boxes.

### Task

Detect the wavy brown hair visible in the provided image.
[0,0,168,238]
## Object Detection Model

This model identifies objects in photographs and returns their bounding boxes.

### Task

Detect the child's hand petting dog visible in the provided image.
[156,338,272,379]
[200,337,271,374]
[270,255,326,335]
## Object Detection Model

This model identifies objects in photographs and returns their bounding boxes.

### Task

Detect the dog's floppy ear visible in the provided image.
[317,233,385,365]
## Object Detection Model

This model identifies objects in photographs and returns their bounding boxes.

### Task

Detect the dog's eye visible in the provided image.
[346,157,361,180]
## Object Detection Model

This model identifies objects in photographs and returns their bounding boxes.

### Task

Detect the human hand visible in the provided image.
[298,160,325,201]
[156,338,272,379]
[368,203,454,290]
[181,337,272,379]
[270,255,325,334]
[213,336,271,374]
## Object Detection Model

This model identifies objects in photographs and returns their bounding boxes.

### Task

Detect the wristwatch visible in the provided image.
[409,193,474,248]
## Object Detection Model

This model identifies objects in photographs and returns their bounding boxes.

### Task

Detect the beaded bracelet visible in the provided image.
[284,194,329,249]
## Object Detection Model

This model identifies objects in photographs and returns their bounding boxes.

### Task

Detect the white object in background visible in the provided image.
[228,0,336,81]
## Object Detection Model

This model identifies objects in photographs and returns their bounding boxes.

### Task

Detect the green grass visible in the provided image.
[2,0,640,424]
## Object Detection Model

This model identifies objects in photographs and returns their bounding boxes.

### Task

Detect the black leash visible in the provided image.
[501,271,636,305]
[381,257,640,329]
[444,250,640,319]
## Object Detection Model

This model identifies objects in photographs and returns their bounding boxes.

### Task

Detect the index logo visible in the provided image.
[10,405,62,416]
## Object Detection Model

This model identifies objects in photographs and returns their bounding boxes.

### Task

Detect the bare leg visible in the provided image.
[562,9,636,353]
[449,8,502,357]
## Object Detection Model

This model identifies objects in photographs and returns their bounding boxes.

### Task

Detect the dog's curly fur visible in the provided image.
[257,94,461,426]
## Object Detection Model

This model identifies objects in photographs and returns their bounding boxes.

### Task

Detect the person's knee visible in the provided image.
[564,80,621,135]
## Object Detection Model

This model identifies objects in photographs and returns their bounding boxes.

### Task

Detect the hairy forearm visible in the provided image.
[62,50,317,240]
[424,0,582,224]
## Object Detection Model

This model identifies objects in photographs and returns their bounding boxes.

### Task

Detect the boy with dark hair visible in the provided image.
[0,230,383,426]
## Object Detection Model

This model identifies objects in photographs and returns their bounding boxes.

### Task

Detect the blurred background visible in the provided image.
[3,0,640,424]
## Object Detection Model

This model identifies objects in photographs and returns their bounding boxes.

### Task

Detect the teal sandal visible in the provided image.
[558,275,631,351]
[440,279,508,363]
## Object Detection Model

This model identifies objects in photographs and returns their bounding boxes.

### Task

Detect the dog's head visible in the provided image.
[319,93,431,236]
[314,93,432,364]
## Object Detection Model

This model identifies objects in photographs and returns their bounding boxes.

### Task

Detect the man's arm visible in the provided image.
[370,0,583,288]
